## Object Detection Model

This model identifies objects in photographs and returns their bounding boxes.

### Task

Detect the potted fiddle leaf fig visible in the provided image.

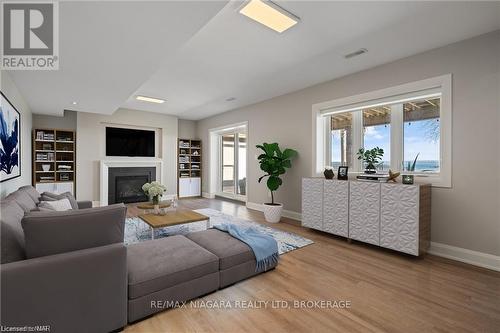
[256,143,298,223]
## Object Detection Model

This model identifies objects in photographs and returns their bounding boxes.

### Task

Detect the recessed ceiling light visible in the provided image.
[136,95,165,104]
[239,0,299,33]
[226,97,236,102]
[72,101,77,105]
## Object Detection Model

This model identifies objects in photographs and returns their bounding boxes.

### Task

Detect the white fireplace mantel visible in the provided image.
[99,159,163,206]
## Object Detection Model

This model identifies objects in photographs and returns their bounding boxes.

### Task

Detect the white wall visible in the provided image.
[178,119,197,139]
[0,71,33,198]
[197,31,500,257]
[76,108,178,201]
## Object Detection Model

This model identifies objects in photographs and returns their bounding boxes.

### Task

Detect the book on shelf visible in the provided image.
[57,165,72,170]
[356,174,390,182]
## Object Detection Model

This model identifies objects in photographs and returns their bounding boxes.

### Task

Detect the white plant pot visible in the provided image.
[263,203,283,223]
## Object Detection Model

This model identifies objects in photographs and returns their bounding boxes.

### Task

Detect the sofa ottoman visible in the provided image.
[185,229,277,288]
[126,235,219,322]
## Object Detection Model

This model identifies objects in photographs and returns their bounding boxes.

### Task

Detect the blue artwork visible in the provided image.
[0,91,21,182]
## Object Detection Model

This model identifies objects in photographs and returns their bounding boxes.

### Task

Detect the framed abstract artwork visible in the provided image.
[0,91,21,182]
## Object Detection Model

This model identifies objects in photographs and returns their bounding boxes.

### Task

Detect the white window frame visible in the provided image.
[312,74,452,187]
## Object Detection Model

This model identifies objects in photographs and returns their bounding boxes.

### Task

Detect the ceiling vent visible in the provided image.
[344,48,368,59]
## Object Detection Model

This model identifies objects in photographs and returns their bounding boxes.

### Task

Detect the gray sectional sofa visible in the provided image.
[0,186,277,332]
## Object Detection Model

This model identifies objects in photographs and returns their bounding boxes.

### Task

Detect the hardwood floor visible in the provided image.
[125,198,500,333]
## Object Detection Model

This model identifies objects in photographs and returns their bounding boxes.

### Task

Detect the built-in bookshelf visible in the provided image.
[178,139,201,198]
[32,129,76,195]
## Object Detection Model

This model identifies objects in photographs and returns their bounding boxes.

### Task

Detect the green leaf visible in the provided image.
[267,176,280,191]
[282,148,298,160]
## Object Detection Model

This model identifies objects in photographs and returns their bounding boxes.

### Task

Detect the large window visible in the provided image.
[314,75,451,187]
[330,112,352,169]
[362,107,391,171]
[403,98,440,173]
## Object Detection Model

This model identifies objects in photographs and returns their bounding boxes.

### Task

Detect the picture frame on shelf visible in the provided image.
[337,166,348,180]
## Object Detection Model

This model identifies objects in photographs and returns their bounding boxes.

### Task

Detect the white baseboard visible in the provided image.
[202,192,215,199]
[246,201,302,221]
[428,242,500,272]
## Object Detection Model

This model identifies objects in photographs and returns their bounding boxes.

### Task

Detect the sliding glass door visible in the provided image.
[218,130,247,200]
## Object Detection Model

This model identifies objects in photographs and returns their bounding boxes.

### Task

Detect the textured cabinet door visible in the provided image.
[380,184,419,255]
[302,178,323,230]
[349,182,380,245]
[323,180,349,237]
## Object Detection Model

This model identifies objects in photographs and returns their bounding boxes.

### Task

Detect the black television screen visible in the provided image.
[106,127,155,157]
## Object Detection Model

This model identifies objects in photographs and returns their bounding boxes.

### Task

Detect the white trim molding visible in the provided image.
[99,159,163,206]
[202,192,215,199]
[428,242,500,272]
[312,74,452,188]
[246,202,302,221]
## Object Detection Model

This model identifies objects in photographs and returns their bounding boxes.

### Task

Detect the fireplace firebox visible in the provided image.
[108,167,156,204]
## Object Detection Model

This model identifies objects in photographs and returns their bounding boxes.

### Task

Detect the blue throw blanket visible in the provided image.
[214,223,279,272]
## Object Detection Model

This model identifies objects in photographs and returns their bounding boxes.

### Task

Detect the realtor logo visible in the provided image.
[1,1,59,70]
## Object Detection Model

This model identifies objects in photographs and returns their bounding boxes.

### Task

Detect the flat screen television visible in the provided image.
[106,127,155,157]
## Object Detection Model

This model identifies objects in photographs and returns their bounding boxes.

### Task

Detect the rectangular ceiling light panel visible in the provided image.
[239,0,299,33]
[136,95,165,104]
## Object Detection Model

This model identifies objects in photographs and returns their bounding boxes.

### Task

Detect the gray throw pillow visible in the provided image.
[40,191,78,210]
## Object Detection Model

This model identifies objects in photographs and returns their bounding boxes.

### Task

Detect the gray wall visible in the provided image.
[76,108,178,201]
[33,110,77,130]
[178,119,197,139]
[0,71,33,198]
[197,31,500,256]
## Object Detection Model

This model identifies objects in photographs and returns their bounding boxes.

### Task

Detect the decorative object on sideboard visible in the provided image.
[356,173,389,182]
[402,153,419,185]
[337,166,348,180]
[357,147,384,174]
[256,142,298,223]
[387,170,400,182]
[323,166,334,179]
[402,175,414,185]
[0,91,21,183]
[142,181,167,214]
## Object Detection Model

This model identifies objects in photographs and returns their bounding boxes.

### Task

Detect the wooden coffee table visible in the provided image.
[138,209,210,239]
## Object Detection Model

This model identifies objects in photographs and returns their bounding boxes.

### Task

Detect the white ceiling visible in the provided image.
[6,1,500,120]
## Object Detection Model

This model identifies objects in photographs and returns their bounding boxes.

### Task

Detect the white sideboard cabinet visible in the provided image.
[302,178,431,256]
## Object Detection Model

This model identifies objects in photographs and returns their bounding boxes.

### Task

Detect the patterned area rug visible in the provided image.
[125,208,313,255]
